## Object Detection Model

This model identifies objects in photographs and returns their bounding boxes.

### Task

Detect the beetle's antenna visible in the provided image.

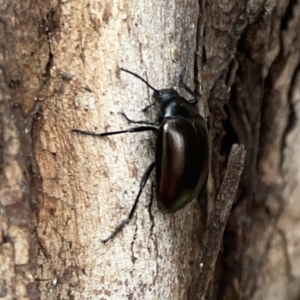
[120,68,160,93]
[172,41,190,88]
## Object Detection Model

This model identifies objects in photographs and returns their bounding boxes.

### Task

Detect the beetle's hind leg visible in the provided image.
[120,110,156,125]
[102,162,155,244]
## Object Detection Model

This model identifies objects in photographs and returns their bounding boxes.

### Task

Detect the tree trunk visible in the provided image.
[0,0,299,299]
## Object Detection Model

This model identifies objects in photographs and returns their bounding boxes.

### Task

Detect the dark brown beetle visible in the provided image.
[73,43,209,243]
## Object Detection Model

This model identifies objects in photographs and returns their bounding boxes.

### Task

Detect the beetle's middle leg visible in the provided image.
[72,126,157,137]
[120,110,156,125]
[101,161,155,244]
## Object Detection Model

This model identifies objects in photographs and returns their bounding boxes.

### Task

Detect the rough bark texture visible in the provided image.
[0,1,51,299]
[215,1,300,299]
[0,0,299,299]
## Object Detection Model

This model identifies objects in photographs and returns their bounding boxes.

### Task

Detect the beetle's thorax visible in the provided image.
[153,88,198,120]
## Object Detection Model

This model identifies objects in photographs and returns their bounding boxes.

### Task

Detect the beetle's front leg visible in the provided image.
[120,110,156,125]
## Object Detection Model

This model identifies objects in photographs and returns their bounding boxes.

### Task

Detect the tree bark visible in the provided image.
[0,0,299,299]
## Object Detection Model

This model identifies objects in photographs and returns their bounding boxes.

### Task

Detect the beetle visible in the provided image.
[73,43,209,243]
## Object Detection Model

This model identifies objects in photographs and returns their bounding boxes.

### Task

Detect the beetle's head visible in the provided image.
[153,89,179,103]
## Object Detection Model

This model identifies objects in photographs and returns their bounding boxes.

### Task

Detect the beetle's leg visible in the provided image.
[120,111,156,125]
[72,126,157,137]
[102,162,155,244]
